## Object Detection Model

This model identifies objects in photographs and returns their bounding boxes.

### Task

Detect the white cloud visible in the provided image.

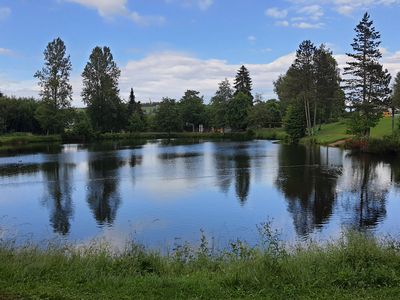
[66,0,127,16]
[130,12,165,26]
[198,0,213,10]
[0,7,11,21]
[165,0,214,10]
[0,76,39,99]
[0,48,14,56]
[333,0,400,14]
[292,22,324,29]
[288,0,400,16]
[115,52,298,103]
[297,5,324,20]
[248,35,257,43]
[267,4,324,29]
[65,0,164,26]
[2,50,400,107]
[265,7,288,18]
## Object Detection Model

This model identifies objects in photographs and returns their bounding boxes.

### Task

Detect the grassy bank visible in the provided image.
[1,230,400,299]
[254,127,287,140]
[300,117,396,145]
[97,131,256,141]
[0,133,62,146]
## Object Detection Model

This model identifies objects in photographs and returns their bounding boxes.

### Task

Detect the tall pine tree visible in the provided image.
[292,40,317,136]
[343,12,391,137]
[82,46,123,132]
[234,65,253,104]
[34,37,73,134]
[127,88,136,116]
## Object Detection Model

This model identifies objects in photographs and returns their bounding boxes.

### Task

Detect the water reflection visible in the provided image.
[340,155,389,230]
[276,145,342,236]
[41,162,75,235]
[86,154,124,226]
[233,153,251,204]
[1,140,400,245]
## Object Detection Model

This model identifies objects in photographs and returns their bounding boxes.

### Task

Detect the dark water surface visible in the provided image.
[1,139,400,248]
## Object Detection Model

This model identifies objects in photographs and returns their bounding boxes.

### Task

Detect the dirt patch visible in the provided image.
[328,138,352,147]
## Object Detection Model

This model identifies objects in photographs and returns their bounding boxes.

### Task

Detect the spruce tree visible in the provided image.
[343,12,391,137]
[128,88,136,116]
[234,65,253,104]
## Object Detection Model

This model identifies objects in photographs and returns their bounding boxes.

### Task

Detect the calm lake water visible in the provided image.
[1,139,400,248]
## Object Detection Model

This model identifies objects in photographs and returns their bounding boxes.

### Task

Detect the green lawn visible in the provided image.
[2,231,400,299]
[254,127,287,140]
[370,116,396,138]
[300,117,397,145]
[0,133,61,146]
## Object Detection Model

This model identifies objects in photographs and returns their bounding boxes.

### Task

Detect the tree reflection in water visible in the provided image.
[276,145,342,237]
[341,154,389,230]
[41,162,75,235]
[86,154,124,226]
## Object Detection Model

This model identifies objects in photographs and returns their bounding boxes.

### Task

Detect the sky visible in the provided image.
[0,0,400,107]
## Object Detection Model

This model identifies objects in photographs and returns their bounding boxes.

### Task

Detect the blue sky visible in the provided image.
[0,0,400,106]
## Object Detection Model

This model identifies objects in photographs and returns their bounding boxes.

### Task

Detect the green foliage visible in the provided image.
[284,101,306,143]
[0,96,41,134]
[2,231,400,299]
[145,114,158,132]
[63,110,93,141]
[254,128,287,140]
[82,46,124,132]
[33,37,73,134]
[34,37,72,110]
[343,12,392,137]
[347,110,382,137]
[128,112,146,132]
[248,99,282,129]
[392,72,400,109]
[234,65,253,103]
[275,41,344,138]
[209,79,233,130]
[155,98,183,133]
[35,102,73,134]
[179,90,207,131]
[227,92,251,131]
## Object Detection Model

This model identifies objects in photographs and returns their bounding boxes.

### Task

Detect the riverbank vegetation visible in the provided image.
[1,229,400,299]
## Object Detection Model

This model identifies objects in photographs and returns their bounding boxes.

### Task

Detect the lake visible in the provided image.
[0,139,400,249]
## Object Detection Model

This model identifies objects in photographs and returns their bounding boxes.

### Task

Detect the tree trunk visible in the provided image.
[313,100,317,135]
[392,106,395,134]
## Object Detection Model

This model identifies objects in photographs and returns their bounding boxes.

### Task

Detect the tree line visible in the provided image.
[0,39,281,138]
[277,12,400,142]
[1,12,400,142]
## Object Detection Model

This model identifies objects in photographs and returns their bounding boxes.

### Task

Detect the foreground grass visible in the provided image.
[2,230,400,299]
